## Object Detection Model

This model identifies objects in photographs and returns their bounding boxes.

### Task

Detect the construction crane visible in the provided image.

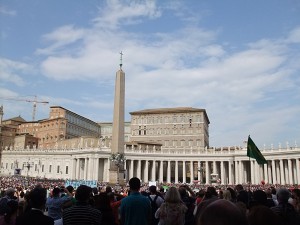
[0,96,49,121]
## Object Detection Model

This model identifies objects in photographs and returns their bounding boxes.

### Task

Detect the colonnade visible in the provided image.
[1,148,300,185]
[69,157,300,185]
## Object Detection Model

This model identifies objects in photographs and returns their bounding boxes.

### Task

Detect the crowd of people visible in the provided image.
[0,175,300,225]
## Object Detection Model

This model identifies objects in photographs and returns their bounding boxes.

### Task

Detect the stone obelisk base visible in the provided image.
[109,169,125,185]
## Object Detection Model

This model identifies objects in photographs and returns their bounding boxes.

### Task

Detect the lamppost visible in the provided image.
[109,153,126,187]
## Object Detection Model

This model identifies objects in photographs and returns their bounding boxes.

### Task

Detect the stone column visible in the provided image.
[239,161,243,184]
[175,161,179,183]
[76,158,80,180]
[167,161,171,183]
[159,160,163,183]
[288,159,293,184]
[221,161,225,184]
[152,160,156,181]
[264,162,268,183]
[190,161,194,183]
[72,158,76,179]
[205,161,209,184]
[280,159,285,184]
[130,160,134,179]
[271,160,276,184]
[213,161,217,174]
[296,159,300,184]
[228,160,233,184]
[197,161,201,182]
[235,161,239,184]
[276,160,281,184]
[84,158,88,180]
[94,158,99,181]
[183,161,186,183]
[137,160,141,179]
[144,160,149,182]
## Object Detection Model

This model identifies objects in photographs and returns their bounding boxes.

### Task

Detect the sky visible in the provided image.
[0,0,300,148]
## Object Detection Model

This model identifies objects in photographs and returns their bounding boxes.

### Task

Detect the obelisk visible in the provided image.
[109,52,125,184]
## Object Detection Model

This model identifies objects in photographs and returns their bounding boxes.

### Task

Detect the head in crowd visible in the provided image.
[248,205,282,225]
[223,190,232,201]
[196,199,248,225]
[197,189,206,198]
[164,187,182,203]
[75,185,92,203]
[227,187,236,201]
[276,188,290,204]
[205,187,218,199]
[94,192,111,211]
[178,186,188,198]
[52,187,60,197]
[149,185,157,195]
[252,190,267,206]
[29,187,47,209]
[92,187,98,195]
[66,185,74,194]
[235,184,244,192]
[5,188,16,199]
[129,177,141,191]
[106,186,112,193]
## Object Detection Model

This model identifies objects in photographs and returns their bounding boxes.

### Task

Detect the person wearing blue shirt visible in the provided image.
[120,177,151,225]
[46,187,72,220]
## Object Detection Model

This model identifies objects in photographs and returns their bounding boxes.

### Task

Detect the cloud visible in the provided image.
[93,0,161,29]
[0,6,16,16]
[0,58,34,86]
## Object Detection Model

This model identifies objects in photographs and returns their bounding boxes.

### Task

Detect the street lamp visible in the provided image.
[109,153,126,187]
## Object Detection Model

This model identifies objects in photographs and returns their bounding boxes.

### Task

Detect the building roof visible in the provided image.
[130,107,210,123]
[3,116,26,123]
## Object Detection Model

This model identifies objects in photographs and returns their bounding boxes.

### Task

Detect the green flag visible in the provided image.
[247,136,267,164]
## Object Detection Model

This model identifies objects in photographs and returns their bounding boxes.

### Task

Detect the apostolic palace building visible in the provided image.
[0,65,300,186]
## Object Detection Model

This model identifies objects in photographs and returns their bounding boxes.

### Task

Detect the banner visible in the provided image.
[65,180,97,189]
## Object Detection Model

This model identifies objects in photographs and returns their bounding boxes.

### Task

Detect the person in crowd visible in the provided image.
[194,186,219,218]
[178,185,196,225]
[248,205,283,225]
[271,188,300,225]
[63,185,102,225]
[16,187,54,225]
[155,186,187,225]
[120,177,151,225]
[227,187,237,202]
[94,192,116,225]
[236,184,249,207]
[249,190,268,209]
[0,188,17,215]
[108,192,122,225]
[222,189,232,201]
[46,187,72,220]
[291,189,300,214]
[148,185,164,225]
[271,186,279,205]
[0,199,18,225]
[265,188,276,208]
[196,199,248,225]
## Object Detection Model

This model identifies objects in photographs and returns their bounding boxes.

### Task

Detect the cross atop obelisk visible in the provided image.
[119,51,123,70]
[110,52,125,184]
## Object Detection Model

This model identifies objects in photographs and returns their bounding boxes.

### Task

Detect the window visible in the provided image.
[57,165,60,173]
[143,126,146,135]
[35,164,37,171]
[66,166,69,174]
[49,165,52,173]
[42,165,44,172]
